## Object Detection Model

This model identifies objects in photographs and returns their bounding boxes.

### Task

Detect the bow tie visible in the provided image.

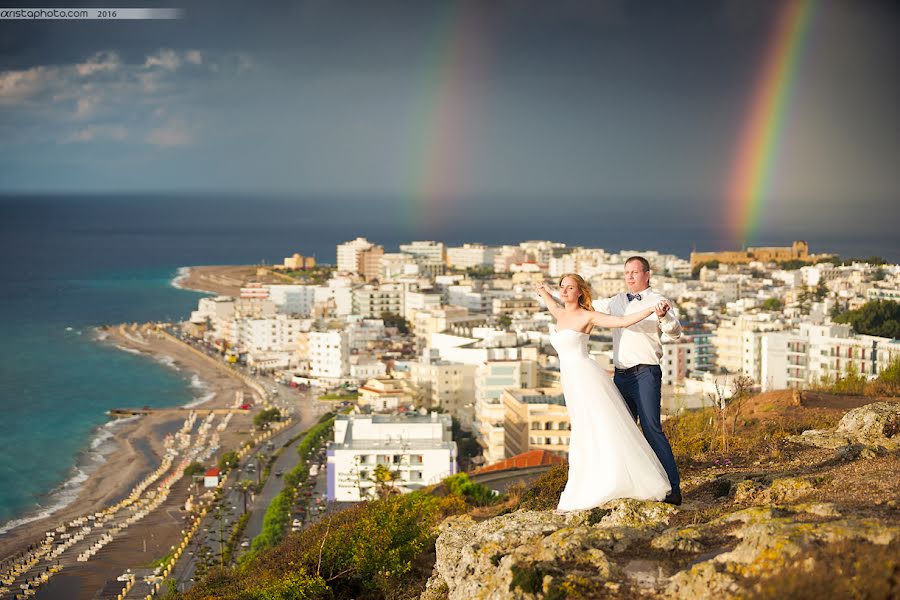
[626,293,642,302]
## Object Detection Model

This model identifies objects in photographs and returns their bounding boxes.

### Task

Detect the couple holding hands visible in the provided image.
[534,256,683,510]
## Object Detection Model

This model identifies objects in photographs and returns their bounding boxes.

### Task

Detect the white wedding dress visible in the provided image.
[551,328,671,511]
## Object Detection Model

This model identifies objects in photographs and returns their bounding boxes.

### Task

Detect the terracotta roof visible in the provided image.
[205,468,221,477]
[473,449,565,474]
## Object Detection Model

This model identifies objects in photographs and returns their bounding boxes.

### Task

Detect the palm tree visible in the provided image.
[239,479,254,514]
[255,452,268,487]
[371,463,400,499]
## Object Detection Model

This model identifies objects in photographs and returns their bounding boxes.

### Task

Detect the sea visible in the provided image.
[0,192,897,533]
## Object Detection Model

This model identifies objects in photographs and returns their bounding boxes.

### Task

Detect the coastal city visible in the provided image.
[183,237,899,478]
[1,237,898,600]
[3,0,899,596]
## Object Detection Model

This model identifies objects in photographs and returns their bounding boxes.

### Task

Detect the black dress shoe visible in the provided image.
[663,491,682,506]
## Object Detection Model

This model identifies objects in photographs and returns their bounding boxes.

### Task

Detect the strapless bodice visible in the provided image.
[549,328,590,360]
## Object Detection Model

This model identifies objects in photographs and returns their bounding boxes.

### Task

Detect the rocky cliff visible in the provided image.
[423,402,900,599]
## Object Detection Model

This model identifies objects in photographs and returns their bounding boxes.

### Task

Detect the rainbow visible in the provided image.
[410,3,483,230]
[727,0,816,248]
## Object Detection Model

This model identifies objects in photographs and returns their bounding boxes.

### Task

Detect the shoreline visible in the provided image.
[172,264,254,296]
[0,265,256,561]
[0,323,256,567]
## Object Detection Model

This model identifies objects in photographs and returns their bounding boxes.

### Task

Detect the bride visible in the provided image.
[534,273,672,511]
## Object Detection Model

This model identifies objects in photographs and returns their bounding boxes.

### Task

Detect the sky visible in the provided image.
[1,0,898,248]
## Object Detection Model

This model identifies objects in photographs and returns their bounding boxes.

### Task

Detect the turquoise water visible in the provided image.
[0,268,209,530]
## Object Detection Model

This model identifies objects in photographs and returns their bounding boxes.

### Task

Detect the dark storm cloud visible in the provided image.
[0,0,898,240]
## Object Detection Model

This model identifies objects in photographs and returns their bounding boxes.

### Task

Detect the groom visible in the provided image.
[594,256,683,505]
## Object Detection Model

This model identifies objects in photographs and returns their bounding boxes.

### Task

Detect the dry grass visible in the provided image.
[665,391,842,463]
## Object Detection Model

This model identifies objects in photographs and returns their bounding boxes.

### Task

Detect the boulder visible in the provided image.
[790,402,900,450]
[730,476,819,505]
[427,500,675,600]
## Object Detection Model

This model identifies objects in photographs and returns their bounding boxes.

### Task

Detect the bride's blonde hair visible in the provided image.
[559,273,594,311]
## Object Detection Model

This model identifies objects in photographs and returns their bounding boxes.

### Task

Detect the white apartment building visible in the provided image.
[234,315,305,354]
[446,244,498,269]
[380,253,421,280]
[408,359,476,426]
[447,285,514,313]
[357,377,415,412]
[548,248,610,278]
[350,359,388,380]
[194,296,235,322]
[660,339,696,386]
[493,246,528,272]
[345,317,386,351]
[353,284,405,319]
[308,329,350,380]
[337,237,379,275]
[518,241,567,266]
[399,241,446,277]
[761,322,900,391]
[318,278,354,317]
[266,284,319,316]
[404,289,443,321]
[233,297,277,319]
[240,282,269,299]
[867,288,900,302]
[399,240,445,263]
[502,388,570,459]
[433,336,540,366]
[473,359,539,464]
[327,412,458,502]
[713,315,783,381]
[492,297,541,317]
[191,297,236,338]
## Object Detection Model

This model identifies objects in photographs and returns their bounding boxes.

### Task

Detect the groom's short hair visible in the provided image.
[625,256,651,272]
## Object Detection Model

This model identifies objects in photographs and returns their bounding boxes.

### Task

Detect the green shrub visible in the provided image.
[833,300,900,338]
[218,450,240,471]
[516,465,568,511]
[443,473,500,506]
[247,417,336,556]
[183,461,205,477]
[869,357,900,397]
[186,491,466,600]
[250,571,332,600]
[254,408,282,429]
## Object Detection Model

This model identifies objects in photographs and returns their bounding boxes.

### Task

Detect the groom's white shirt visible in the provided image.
[593,287,682,369]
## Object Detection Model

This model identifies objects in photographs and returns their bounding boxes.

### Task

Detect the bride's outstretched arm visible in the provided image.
[533,281,562,318]
[589,305,657,329]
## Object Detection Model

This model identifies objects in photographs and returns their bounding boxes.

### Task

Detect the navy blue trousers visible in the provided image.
[614,365,681,493]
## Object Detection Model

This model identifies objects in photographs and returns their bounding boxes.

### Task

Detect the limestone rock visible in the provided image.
[790,401,900,450]
[662,506,900,599]
[834,401,900,448]
[650,524,705,553]
[423,483,896,600]
[730,476,818,505]
[428,500,675,600]
[665,562,740,599]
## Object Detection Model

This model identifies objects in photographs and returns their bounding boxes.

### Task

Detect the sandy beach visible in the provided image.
[0,265,275,598]
[0,318,262,598]
[173,264,290,297]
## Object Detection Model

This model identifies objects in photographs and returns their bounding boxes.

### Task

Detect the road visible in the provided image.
[167,386,334,593]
